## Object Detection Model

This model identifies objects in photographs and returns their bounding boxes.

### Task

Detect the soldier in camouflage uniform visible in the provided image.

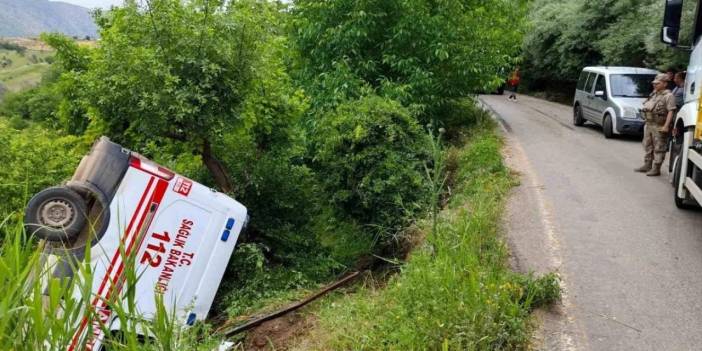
[635,73,677,176]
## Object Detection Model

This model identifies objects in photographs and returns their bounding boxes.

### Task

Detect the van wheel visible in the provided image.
[573,105,585,126]
[673,155,698,209]
[24,187,88,242]
[603,114,614,139]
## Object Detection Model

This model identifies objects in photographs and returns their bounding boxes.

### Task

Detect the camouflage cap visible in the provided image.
[652,73,670,84]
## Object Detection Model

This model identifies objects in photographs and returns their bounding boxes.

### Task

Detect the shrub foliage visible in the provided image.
[523,0,695,89]
[313,95,429,235]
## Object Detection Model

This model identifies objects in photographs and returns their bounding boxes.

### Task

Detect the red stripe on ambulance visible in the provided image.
[87,179,168,350]
[69,177,170,351]
[68,177,155,351]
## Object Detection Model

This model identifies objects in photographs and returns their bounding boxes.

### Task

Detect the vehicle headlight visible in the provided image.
[621,106,639,119]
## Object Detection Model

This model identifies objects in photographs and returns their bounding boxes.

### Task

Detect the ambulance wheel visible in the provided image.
[67,181,111,239]
[24,186,88,242]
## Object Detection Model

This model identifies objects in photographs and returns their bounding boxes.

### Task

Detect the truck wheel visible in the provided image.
[669,126,683,173]
[573,105,585,126]
[66,181,111,240]
[673,155,698,209]
[603,114,614,139]
[24,187,88,242]
[669,141,678,174]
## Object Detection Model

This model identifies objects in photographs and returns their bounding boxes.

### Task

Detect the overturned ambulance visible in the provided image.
[24,137,247,350]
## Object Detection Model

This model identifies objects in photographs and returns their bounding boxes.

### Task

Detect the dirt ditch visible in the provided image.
[244,312,317,351]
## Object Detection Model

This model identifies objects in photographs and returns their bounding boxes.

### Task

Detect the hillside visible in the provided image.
[0,0,97,38]
[0,47,53,98]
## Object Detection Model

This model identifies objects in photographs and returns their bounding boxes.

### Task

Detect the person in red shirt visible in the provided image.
[507,67,521,101]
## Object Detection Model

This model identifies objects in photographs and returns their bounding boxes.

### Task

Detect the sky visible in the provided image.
[51,0,124,9]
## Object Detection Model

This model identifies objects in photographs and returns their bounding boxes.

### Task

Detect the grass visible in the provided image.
[0,48,52,94]
[295,109,560,350]
[0,219,225,350]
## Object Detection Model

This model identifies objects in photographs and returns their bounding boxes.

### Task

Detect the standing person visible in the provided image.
[667,71,686,168]
[507,67,521,101]
[666,68,677,91]
[672,71,686,110]
[635,73,677,176]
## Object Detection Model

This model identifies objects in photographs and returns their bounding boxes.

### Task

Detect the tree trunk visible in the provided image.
[202,140,235,194]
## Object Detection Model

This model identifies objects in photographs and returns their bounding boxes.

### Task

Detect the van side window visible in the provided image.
[584,73,596,93]
[594,75,606,94]
[576,71,589,91]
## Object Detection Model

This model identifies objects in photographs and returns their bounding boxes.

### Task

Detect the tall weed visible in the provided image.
[0,220,221,350]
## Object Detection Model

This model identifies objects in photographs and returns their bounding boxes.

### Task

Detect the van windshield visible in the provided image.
[609,74,656,97]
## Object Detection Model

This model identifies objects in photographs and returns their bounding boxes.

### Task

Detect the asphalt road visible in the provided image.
[480,94,702,351]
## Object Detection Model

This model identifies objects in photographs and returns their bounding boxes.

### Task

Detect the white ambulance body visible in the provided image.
[24,137,247,350]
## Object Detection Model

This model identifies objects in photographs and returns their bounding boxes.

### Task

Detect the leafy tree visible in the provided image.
[523,0,693,88]
[38,33,93,134]
[78,0,284,193]
[291,0,528,121]
[290,0,531,247]
[40,33,91,72]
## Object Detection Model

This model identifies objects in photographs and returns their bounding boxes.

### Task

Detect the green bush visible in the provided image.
[0,41,26,54]
[0,90,33,119]
[0,67,67,131]
[0,120,87,221]
[312,95,430,240]
[435,98,495,142]
[232,149,322,257]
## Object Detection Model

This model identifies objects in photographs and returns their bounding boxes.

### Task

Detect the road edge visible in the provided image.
[477,95,589,351]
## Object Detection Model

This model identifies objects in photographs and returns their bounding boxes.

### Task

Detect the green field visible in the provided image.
[0,48,52,95]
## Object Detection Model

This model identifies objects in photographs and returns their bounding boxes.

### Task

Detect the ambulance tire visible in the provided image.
[66,180,111,239]
[24,186,88,242]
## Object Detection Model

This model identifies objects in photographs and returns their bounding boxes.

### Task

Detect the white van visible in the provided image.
[573,66,660,138]
[24,137,247,350]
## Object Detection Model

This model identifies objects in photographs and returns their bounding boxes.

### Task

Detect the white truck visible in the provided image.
[24,137,247,350]
[661,0,702,208]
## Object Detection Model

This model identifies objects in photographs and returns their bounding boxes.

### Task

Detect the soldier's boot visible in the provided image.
[634,161,652,173]
[646,163,662,176]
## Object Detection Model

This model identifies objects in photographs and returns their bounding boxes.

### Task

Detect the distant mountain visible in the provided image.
[0,0,97,38]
